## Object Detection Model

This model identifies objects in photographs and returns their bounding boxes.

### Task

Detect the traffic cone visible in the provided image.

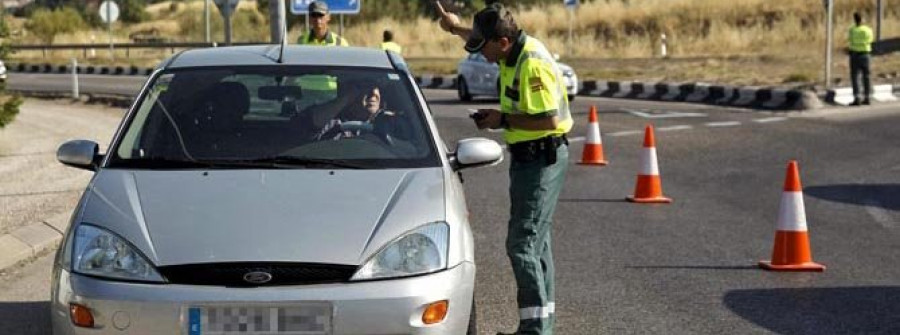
[759,161,825,272]
[626,125,672,203]
[578,105,608,165]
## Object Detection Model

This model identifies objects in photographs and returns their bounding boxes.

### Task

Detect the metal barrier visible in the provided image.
[10,42,265,58]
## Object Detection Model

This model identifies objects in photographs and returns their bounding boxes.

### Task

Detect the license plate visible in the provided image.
[184,303,332,335]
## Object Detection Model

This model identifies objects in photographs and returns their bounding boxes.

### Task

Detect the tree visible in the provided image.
[25,7,85,44]
[0,15,22,129]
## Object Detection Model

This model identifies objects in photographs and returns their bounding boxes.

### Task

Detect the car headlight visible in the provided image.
[351,222,449,281]
[563,70,574,77]
[72,224,164,282]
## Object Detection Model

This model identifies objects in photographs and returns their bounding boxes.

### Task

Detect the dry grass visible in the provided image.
[9,0,900,86]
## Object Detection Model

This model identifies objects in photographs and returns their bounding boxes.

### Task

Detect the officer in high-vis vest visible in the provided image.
[849,12,874,106]
[297,1,349,47]
[296,1,349,105]
[380,30,403,55]
[437,2,572,334]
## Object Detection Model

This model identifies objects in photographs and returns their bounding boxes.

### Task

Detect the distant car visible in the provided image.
[51,46,502,335]
[0,60,7,82]
[456,53,578,101]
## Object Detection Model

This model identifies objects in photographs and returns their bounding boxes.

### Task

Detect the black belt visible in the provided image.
[508,134,568,164]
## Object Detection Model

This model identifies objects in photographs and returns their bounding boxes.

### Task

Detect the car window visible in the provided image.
[111,66,439,169]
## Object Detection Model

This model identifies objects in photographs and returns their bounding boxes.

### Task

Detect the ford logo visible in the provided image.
[243,271,273,284]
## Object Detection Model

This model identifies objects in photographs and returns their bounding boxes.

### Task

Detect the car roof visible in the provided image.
[164,45,396,69]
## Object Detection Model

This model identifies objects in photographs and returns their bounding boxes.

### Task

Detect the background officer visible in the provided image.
[296,1,349,105]
[297,1,349,46]
[380,30,403,55]
[436,2,573,334]
[849,11,874,106]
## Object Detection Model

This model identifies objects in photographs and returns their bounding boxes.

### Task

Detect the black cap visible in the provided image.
[309,1,329,16]
[464,4,512,53]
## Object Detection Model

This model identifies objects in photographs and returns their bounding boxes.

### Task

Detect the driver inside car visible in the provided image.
[313,83,409,143]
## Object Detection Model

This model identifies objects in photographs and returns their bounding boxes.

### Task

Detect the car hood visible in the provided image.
[79,168,446,266]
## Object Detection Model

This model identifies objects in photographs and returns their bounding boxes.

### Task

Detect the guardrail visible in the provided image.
[10,42,265,58]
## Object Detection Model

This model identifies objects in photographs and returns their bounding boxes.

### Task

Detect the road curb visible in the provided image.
[0,222,63,271]
[824,84,898,105]
[10,62,156,76]
[413,75,822,111]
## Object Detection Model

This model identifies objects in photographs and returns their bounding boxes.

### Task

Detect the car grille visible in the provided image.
[158,262,358,287]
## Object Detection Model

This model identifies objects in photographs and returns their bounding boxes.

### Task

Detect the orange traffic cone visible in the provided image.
[626,125,672,203]
[759,161,825,272]
[578,105,608,165]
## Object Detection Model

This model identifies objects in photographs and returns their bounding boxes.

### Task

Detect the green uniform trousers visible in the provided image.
[507,143,568,335]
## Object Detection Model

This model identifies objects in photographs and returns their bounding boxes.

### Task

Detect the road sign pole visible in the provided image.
[205,0,211,42]
[107,3,113,60]
[224,3,232,45]
[824,0,833,88]
[876,0,883,44]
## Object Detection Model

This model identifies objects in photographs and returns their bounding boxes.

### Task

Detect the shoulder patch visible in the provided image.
[528,77,545,92]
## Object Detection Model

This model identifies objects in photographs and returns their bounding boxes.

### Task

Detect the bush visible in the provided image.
[0,15,21,129]
[25,7,85,44]
[177,6,267,42]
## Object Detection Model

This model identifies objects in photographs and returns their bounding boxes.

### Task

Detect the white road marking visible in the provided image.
[569,136,586,143]
[608,130,643,137]
[863,199,896,229]
[704,121,742,127]
[753,117,788,123]
[657,125,693,132]
[624,109,708,119]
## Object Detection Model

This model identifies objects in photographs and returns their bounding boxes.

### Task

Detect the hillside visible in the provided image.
[9,0,900,86]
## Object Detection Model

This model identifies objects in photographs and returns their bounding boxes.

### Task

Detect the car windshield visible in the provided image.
[109,66,439,169]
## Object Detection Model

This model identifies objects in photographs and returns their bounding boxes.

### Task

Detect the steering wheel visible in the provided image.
[339,121,396,148]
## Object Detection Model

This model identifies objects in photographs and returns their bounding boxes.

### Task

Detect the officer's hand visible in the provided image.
[434,1,460,33]
[473,108,501,130]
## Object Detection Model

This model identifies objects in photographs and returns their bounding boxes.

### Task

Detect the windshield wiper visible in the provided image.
[111,157,240,169]
[244,156,367,169]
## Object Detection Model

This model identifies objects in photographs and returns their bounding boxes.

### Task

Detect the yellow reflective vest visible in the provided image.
[849,25,873,53]
[380,41,403,54]
[296,30,349,92]
[297,30,349,46]
[498,33,573,144]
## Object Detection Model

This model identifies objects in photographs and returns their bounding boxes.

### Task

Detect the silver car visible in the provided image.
[52,46,503,335]
[456,53,578,101]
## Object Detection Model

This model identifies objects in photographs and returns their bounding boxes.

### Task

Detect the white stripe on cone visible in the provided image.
[586,122,602,144]
[639,147,660,175]
[776,191,808,231]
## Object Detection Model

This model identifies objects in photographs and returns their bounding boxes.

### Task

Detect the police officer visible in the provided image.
[380,30,403,55]
[849,12,874,106]
[296,1,349,106]
[297,1,349,46]
[436,2,573,334]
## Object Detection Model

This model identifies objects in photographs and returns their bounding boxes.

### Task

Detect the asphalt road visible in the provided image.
[1,82,899,334]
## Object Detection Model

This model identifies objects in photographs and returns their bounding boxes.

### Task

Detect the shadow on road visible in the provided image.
[724,286,900,334]
[805,184,900,211]
[625,265,758,270]
[559,198,629,203]
[0,301,50,334]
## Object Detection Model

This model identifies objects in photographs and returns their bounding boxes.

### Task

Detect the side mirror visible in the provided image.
[451,138,503,171]
[57,140,100,171]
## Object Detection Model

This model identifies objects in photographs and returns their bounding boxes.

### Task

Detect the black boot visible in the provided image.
[862,99,871,105]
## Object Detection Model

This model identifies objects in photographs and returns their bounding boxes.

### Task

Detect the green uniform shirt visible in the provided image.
[297,30,349,46]
[498,33,573,144]
[849,25,874,53]
[380,41,403,54]
[297,30,348,92]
